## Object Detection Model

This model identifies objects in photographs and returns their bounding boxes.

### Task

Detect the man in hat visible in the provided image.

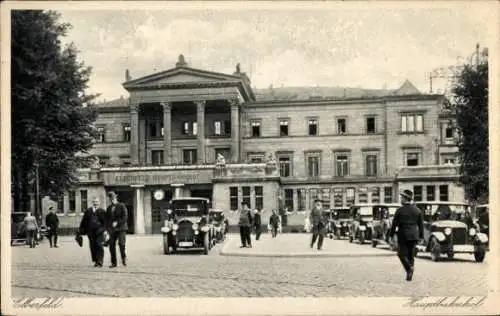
[238,201,253,248]
[45,206,60,248]
[389,189,424,281]
[79,197,107,267]
[253,209,262,241]
[106,191,128,268]
[309,199,326,250]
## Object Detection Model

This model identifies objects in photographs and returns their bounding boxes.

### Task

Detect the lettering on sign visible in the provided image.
[107,172,208,185]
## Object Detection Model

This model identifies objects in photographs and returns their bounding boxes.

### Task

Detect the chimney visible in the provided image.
[125,69,131,82]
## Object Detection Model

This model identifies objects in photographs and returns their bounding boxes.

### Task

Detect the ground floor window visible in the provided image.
[426,185,435,201]
[68,191,76,214]
[346,187,355,206]
[439,185,449,201]
[57,195,64,214]
[242,186,251,207]
[371,187,380,203]
[413,185,423,202]
[255,186,263,210]
[384,186,393,203]
[358,187,368,204]
[284,189,293,211]
[229,186,238,210]
[298,189,306,211]
[321,188,330,209]
[309,188,319,209]
[80,190,87,213]
[333,188,343,208]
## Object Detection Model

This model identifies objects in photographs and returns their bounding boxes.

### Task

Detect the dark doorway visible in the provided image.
[107,188,135,234]
[151,189,173,234]
[190,189,213,206]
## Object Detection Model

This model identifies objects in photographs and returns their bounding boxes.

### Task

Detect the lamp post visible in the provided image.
[34,163,40,224]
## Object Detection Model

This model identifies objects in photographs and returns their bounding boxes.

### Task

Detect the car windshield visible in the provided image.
[416,203,470,222]
[335,210,350,219]
[172,200,206,217]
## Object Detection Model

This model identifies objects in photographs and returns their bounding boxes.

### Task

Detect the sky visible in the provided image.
[58,3,493,102]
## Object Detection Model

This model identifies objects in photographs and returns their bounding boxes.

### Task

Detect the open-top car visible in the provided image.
[322,210,335,238]
[330,208,351,239]
[161,198,214,255]
[370,204,400,249]
[348,204,374,244]
[210,209,228,243]
[414,202,488,262]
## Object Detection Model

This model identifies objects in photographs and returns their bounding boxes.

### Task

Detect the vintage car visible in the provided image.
[210,209,228,243]
[348,204,374,244]
[475,204,489,238]
[370,204,400,249]
[161,198,214,255]
[330,208,351,239]
[322,210,335,238]
[414,202,488,262]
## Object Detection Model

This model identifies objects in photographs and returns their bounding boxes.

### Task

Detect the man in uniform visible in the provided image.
[238,201,253,248]
[79,197,107,267]
[269,209,280,238]
[389,189,424,281]
[106,191,128,268]
[309,199,326,250]
[45,206,60,248]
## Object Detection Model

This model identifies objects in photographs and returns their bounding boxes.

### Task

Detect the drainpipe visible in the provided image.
[383,100,388,174]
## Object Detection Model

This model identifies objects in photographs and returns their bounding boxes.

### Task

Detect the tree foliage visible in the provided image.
[452,48,489,203]
[11,10,99,211]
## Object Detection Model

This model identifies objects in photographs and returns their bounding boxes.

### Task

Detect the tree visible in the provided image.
[451,46,489,203]
[11,10,99,215]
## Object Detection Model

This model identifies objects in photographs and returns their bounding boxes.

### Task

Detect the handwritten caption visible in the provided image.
[13,297,64,309]
[406,296,486,308]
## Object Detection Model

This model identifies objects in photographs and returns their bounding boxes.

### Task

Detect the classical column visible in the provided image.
[130,103,140,165]
[195,100,206,164]
[229,99,240,163]
[132,185,145,234]
[161,102,172,164]
[171,184,185,199]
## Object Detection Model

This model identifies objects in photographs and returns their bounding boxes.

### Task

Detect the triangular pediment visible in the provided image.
[393,79,421,95]
[123,67,241,89]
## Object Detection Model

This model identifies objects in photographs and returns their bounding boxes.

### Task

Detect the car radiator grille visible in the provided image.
[177,222,194,241]
[452,228,467,244]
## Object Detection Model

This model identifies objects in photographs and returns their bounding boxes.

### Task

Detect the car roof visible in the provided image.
[477,204,489,208]
[414,201,469,206]
[351,203,401,207]
[171,197,210,202]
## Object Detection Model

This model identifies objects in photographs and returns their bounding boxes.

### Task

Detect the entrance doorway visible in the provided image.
[151,189,173,234]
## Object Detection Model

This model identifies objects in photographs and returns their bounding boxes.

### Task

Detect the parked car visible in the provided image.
[414,202,488,262]
[161,198,214,255]
[330,208,351,239]
[370,204,400,249]
[348,204,374,244]
[210,209,228,243]
[475,204,489,238]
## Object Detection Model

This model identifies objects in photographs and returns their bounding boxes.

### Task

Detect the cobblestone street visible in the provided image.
[11,234,488,297]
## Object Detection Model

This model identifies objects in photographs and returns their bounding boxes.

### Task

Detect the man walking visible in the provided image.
[106,191,128,268]
[23,212,38,248]
[253,209,262,241]
[79,197,107,267]
[309,199,326,250]
[269,209,280,238]
[238,201,252,248]
[389,189,424,282]
[45,207,59,248]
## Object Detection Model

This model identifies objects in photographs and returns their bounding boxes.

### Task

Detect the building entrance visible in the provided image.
[151,189,173,234]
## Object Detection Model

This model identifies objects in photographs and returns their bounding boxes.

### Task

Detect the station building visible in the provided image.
[44,55,463,234]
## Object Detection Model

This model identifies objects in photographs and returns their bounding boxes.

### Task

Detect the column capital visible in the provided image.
[228,98,240,108]
[194,100,206,108]
[160,101,171,111]
[130,104,140,114]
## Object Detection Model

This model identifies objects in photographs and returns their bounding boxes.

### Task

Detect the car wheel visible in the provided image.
[430,238,441,262]
[371,240,378,248]
[359,232,365,244]
[163,234,170,255]
[447,251,454,260]
[474,246,486,262]
[349,235,353,243]
[203,233,210,255]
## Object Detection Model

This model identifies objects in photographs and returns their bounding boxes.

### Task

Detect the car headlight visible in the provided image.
[194,230,199,235]
[167,209,172,215]
[164,220,170,227]
[359,226,366,231]
[201,226,209,232]
[192,223,199,230]
[161,227,171,233]
[172,231,177,236]
[469,228,477,236]
[444,227,452,235]
[172,224,179,230]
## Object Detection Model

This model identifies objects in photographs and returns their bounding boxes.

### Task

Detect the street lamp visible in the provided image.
[34,163,40,224]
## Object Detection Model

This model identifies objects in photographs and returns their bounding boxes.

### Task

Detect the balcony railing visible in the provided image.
[395,164,460,179]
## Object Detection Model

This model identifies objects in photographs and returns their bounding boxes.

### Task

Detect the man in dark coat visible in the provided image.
[79,197,107,267]
[389,190,424,282]
[253,209,262,241]
[106,191,128,268]
[269,209,280,238]
[45,206,60,248]
[238,201,253,248]
[309,199,326,250]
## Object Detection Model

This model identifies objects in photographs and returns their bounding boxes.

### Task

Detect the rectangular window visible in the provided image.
[401,113,424,132]
[278,156,292,177]
[336,154,349,177]
[224,120,231,135]
[413,185,423,202]
[255,186,264,210]
[229,187,238,211]
[298,189,306,211]
[214,121,222,136]
[242,186,251,208]
[337,118,346,135]
[80,190,87,213]
[365,155,377,177]
[192,122,198,136]
[384,186,393,203]
[161,124,164,137]
[366,117,376,134]
[279,119,289,136]
[445,124,454,139]
[123,125,131,142]
[97,127,105,142]
[358,187,368,204]
[251,121,261,137]
[346,187,355,206]
[182,121,190,135]
[57,195,64,214]
[333,188,343,208]
[68,191,76,214]
[152,150,164,165]
[321,188,330,209]
[439,185,449,201]
[309,188,319,209]
[149,123,158,138]
[97,156,109,167]
[371,187,380,203]
[121,156,131,166]
[426,185,435,201]
[308,119,318,136]
[443,158,456,165]
[406,152,420,166]
[307,155,320,177]
[183,149,197,165]
[215,148,230,162]
[284,189,294,211]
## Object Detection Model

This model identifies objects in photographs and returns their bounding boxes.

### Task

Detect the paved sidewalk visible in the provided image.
[220,233,395,258]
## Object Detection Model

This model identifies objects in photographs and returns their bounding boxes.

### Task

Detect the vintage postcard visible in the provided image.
[1,1,499,315]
